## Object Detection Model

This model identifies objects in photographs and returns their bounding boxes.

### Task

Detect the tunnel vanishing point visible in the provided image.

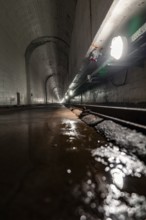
[1,1,146,220]
[1,0,146,106]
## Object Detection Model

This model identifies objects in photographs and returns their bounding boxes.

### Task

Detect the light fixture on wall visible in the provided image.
[65,95,69,100]
[110,36,128,60]
[69,90,74,97]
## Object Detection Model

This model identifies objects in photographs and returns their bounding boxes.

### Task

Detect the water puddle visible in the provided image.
[2,108,146,220]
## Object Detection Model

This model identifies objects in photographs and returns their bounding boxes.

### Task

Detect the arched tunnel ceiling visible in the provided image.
[2,0,146,105]
[0,0,77,103]
[29,42,68,102]
[0,0,76,51]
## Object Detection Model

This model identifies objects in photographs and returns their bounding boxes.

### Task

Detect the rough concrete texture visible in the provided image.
[95,120,146,156]
[72,108,83,117]
[81,114,103,126]
[71,108,103,125]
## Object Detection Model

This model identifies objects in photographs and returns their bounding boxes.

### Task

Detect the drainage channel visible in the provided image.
[70,104,146,133]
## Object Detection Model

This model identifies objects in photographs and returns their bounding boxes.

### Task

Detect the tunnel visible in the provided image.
[0,0,146,219]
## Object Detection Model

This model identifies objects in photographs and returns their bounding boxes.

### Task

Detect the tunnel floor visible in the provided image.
[0,105,146,220]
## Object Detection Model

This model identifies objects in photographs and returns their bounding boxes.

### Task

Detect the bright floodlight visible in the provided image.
[110,36,124,60]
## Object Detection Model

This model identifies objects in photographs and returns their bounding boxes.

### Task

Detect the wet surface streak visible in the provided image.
[0,106,146,219]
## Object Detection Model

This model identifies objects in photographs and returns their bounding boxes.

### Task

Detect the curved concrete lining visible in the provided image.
[25,36,70,104]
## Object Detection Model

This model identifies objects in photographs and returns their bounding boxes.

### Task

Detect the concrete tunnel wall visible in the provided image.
[28,41,69,104]
[0,20,27,106]
[0,0,116,106]
[0,0,145,106]
[69,0,146,106]
[0,0,76,106]
[80,65,146,105]
[70,65,146,106]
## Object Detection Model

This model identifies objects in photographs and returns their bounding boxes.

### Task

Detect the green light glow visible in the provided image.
[98,66,108,77]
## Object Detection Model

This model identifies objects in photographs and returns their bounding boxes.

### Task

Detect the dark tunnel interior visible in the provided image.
[0,0,146,220]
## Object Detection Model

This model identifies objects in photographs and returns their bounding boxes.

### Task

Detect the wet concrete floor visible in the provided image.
[0,105,146,220]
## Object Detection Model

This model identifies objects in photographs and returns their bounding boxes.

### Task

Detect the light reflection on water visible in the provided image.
[104,183,146,219]
[111,168,124,189]
[53,115,146,219]
[91,144,146,219]
[92,145,146,177]
[61,119,78,137]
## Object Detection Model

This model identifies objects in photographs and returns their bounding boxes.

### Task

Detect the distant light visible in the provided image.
[67,169,72,174]
[69,90,74,96]
[69,82,76,89]
[65,95,69,100]
[110,36,125,60]
[80,215,87,220]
